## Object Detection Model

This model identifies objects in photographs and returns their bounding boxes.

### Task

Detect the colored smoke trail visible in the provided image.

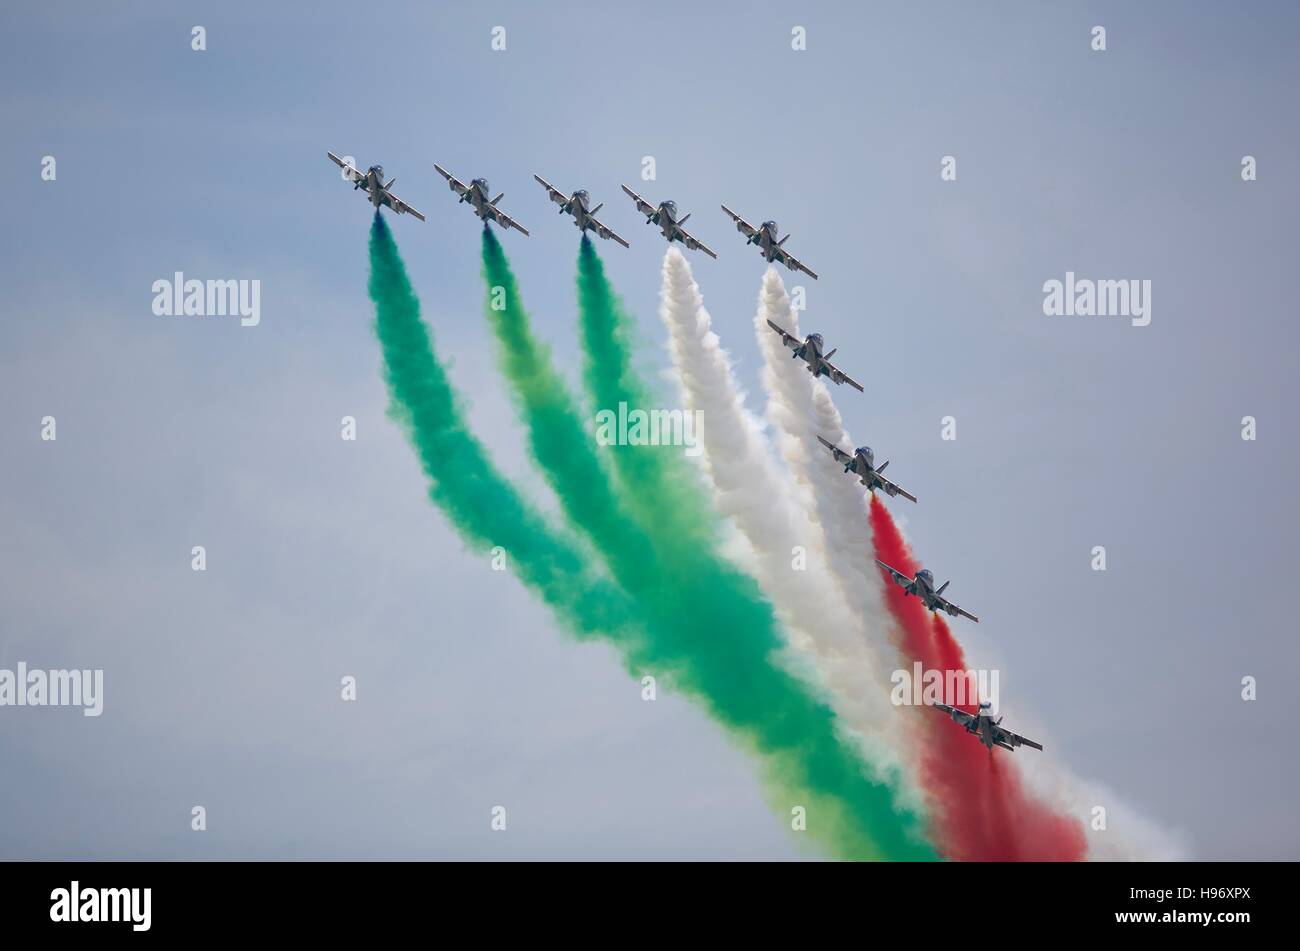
[373,213,930,859]
[753,269,907,678]
[575,236,714,544]
[869,494,1089,861]
[480,228,937,861]
[754,267,1155,860]
[368,212,636,645]
[656,249,915,785]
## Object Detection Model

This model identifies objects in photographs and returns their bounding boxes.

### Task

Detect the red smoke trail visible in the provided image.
[869,496,1087,861]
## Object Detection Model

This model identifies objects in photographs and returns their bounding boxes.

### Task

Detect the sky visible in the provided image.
[0,0,1296,859]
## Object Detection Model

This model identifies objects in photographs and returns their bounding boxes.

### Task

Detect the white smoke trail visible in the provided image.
[755,267,1188,861]
[658,249,914,790]
[754,270,903,667]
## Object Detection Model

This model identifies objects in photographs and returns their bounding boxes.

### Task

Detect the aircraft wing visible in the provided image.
[434,163,470,197]
[874,559,911,588]
[488,205,530,236]
[534,174,567,205]
[773,246,820,281]
[874,471,917,503]
[815,434,853,467]
[589,215,630,248]
[381,191,426,222]
[676,224,717,259]
[621,184,658,217]
[720,204,758,238]
[765,319,801,351]
[937,594,980,623]
[993,723,1043,751]
[932,702,978,728]
[821,357,864,392]
[327,151,366,186]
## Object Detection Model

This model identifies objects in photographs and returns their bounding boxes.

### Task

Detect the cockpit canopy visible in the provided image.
[856,446,874,464]
[916,569,934,582]
[661,199,678,218]
[573,189,589,204]
[370,165,383,177]
[807,332,824,349]
[763,220,779,234]
[472,178,489,193]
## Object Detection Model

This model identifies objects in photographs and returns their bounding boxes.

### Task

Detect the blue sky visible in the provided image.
[1,1,1297,858]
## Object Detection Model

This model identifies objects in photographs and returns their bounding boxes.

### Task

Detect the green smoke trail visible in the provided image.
[369,212,636,646]
[575,236,715,541]
[480,227,936,861]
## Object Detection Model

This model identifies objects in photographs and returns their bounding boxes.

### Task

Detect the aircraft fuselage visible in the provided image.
[794,334,825,369]
[657,204,678,239]
[917,590,945,613]
[361,167,386,207]
[747,221,783,261]
[462,180,493,219]
[563,191,592,227]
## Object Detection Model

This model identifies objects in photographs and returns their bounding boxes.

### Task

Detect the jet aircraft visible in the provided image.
[621,185,717,258]
[933,701,1043,754]
[327,152,425,221]
[816,436,916,502]
[434,164,530,235]
[766,321,863,391]
[720,205,818,279]
[533,176,629,247]
[875,561,979,622]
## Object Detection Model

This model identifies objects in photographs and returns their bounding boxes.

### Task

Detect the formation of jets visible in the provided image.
[326,153,824,268]
[327,150,1043,757]
[800,384,1031,751]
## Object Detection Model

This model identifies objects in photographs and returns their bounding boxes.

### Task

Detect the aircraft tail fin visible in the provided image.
[383,178,395,190]
[777,233,790,246]
[589,202,603,216]
[491,193,504,205]
[823,347,837,360]
[876,460,889,474]
[676,212,691,226]
[936,580,950,595]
